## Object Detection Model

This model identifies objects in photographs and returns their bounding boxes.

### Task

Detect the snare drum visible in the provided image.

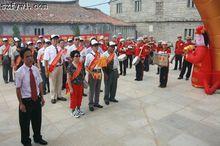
[118,54,127,61]
[132,56,141,66]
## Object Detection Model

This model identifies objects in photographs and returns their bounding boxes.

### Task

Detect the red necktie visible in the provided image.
[30,68,38,101]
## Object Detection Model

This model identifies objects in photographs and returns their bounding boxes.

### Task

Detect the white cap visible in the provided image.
[36,40,42,43]
[162,41,167,45]
[45,39,51,43]
[109,41,116,46]
[118,32,122,35]
[137,37,143,41]
[67,38,73,42]
[90,39,99,46]
[112,35,117,38]
[51,34,59,39]
[177,35,182,38]
[14,37,20,42]
[120,38,125,42]
[39,35,43,38]
[143,35,148,39]
[2,38,8,42]
[79,36,84,41]
[158,40,163,43]
[26,41,33,45]
[126,37,131,40]
[128,45,133,49]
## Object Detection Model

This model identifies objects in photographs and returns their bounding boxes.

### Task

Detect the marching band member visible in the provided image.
[118,38,127,76]
[174,35,185,70]
[102,41,119,105]
[156,41,163,74]
[125,37,134,69]
[134,37,149,81]
[44,35,67,104]
[158,41,171,88]
[0,38,13,83]
[85,39,103,111]
[143,36,150,72]
[178,36,195,80]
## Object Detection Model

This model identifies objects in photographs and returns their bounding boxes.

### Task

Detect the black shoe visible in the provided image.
[51,99,57,104]
[34,139,48,145]
[9,80,14,82]
[57,97,67,101]
[178,77,183,80]
[94,104,103,108]
[186,78,189,80]
[89,106,94,111]
[4,81,9,84]
[83,93,87,97]
[119,73,122,75]
[24,143,32,146]
[160,85,166,88]
[123,73,126,76]
[105,101,109,105]
[100,90,103,92]
[109,99,118,103]
[134,78,138,81]
[173,68,177,70]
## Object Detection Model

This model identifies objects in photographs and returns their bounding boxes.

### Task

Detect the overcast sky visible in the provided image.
[40,0,110,14]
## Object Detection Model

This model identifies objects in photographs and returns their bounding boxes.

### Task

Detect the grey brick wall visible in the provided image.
[110,0,202,42]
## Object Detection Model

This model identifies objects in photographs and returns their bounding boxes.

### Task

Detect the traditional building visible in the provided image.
[0,0,136,38]
[110,0,202,42]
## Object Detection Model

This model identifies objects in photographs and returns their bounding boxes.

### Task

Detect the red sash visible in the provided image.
[87,53,100,71]
[107,53,115,64]
[2,45,10,56]
[49,49,67,73]
[66,62,83,94]
[76,45,84,52]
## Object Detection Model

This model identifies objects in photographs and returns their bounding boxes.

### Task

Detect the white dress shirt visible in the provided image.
[44,45,63,65]
[85,50,101,69]
[102,51,119,69]
[37,47,45,66]
[64,44,76,61]
[86,46,103,56]
[0,44,12,57]
[15,64,43,98]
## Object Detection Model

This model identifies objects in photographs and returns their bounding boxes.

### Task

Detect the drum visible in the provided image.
[118,54,127,61]
[132,56,141,66]
[153,53,169,67]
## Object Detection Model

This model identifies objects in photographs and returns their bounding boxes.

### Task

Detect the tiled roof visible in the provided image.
[0,0,133,26]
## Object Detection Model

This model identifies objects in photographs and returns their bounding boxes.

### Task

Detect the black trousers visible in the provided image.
[119,59,127,75]
[144,57,149,72]
[19,98,42,145]
[127,55,133,68]
[40,64,49,93]
[135,61,143,80]
[174,54,182,70]
[2,56,13,82]
[104,70,118,101]
[160,66,169,87]
[179,59,192,78]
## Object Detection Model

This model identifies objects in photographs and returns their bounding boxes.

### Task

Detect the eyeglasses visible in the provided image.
[74,54,81,57]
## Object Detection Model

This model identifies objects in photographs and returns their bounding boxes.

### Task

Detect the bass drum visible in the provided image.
[132,56,141,66]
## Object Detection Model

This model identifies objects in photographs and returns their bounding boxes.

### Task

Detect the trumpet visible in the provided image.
[183,45,195,53]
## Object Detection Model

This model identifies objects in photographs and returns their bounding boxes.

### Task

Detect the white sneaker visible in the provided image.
[71,110,80,118]
[77,109,85,116]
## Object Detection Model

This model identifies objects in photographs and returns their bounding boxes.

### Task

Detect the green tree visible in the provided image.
[72,24,80,36]
[12,24,20,38]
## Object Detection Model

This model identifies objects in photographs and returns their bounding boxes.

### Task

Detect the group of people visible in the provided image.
[0,33,195,146]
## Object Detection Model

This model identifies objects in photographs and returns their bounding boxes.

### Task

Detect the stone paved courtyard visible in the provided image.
[0,64,220,146]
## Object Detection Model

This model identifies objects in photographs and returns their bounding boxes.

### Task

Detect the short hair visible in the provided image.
[20,48,31,59]
[58,39,64,43]
[70,50,80,58]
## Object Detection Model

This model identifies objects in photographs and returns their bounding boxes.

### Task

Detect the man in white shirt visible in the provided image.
[85,39,103,111]
[44,35,67,104]
[15,48,47,146]
[0,38,13,83]
[102,41,119,105]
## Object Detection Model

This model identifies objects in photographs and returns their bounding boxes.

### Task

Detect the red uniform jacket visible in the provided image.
[175,40,185,55]
[125,41,134,55]
[134,43,149,60]
[118,43,126,55]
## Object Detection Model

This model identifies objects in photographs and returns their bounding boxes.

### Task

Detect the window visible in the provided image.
[187,0,195,8]
[184,28,195,40]
[34,28,44,35]
[116,3,122,13]
[135,0,142,12]
[155,2,164,15]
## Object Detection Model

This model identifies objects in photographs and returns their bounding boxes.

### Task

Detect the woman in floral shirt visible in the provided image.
[67,50,85,118]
